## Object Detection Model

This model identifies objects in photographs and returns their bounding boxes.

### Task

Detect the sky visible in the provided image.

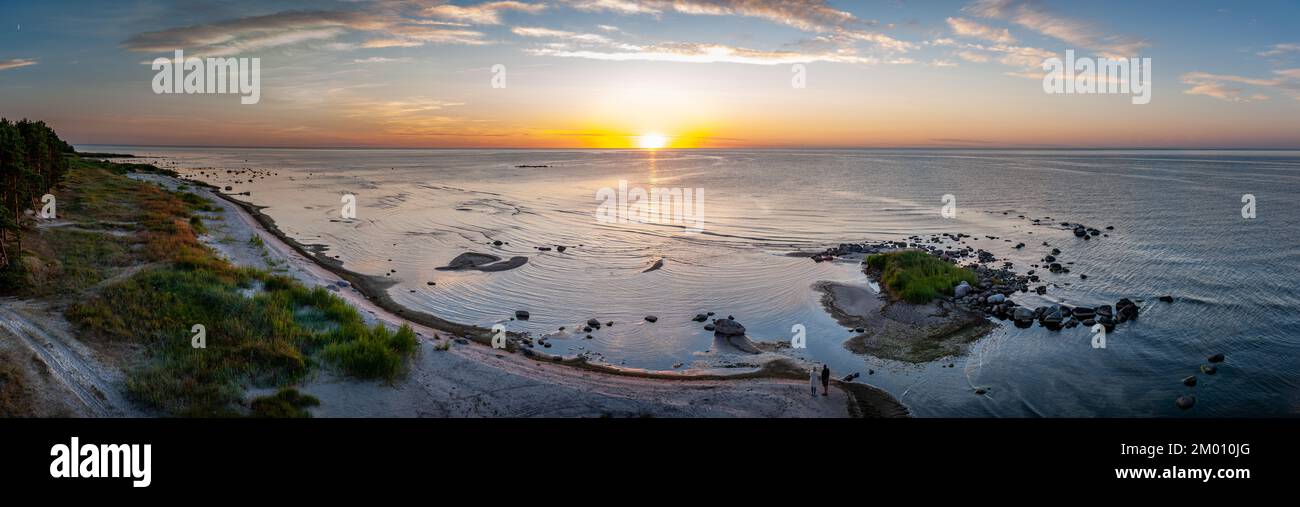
[2,0,1300,149]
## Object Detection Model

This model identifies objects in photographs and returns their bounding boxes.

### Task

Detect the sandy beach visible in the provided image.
[125,171,909,418]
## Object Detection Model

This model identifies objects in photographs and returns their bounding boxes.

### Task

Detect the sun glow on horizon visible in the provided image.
[637,133,669,149]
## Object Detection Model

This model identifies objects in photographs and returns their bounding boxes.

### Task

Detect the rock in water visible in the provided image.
[1183,375,1197,387]
[515,310,530,320]
[691,314,708,322]
[1200,364,1218,375]
[1116,298,1139,321]
[711,318,746,337]
[1176,395,1196,410]
[1207,353,1225,363]
[642,258,665,273]
[644,315,658,323]
[1159,295,1174,303]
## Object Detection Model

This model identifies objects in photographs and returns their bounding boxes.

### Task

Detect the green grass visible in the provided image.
[865,250,978,304]
[18,158,420,416]
[250,388,320,418]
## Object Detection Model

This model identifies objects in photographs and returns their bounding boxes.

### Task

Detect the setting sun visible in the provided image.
[637,133,669,149]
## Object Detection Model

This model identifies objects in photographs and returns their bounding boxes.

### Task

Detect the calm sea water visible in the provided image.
[85,146,1300,417]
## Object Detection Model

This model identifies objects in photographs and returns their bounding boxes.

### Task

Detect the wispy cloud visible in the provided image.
[932,38,1056,75]
[1181,70,1300,102]
[512,26,612,44]
[122,9,489,57]
[0,58,38,71]
[353,56,413,64]
[966,0,1147,57]
[558,0,912,53]
[1258,43,1300,57]
[947,17,1014,44]
[526,41,907,65]
[563,0,858,32]
[423,1,545,25]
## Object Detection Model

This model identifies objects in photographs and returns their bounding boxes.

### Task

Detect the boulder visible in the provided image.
[1207,353,1225,363]
[1116,298,1139,321]
[711,318,746,337]
[644,315,658,323]
[1182,375,1197,387]
[1176,395,1196,410]
[515,310,530,320]
[954,281,972,298]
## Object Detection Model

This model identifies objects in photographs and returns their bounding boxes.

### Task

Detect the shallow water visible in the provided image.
[85,146,1300,417]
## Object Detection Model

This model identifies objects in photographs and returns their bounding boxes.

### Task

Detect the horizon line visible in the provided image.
[75,143,1300,152]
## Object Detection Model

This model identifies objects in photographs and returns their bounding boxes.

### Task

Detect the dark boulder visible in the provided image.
[712,318,746,337]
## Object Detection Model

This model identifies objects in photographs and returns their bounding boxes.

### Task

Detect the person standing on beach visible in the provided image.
[820,364,831,396]
[809,368,818,396]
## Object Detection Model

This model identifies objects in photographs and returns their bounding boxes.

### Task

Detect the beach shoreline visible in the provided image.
[153,169,909,417]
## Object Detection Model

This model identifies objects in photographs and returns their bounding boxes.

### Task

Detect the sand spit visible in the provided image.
[818,282,993,363]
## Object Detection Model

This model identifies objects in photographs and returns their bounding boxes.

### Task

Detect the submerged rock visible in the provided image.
[437,252,528,272]
[642,258,665,273]
[1176,395,1196,410]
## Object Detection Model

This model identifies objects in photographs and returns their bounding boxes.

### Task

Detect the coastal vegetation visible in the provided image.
[865,250,978,304]
[1,130,417,416]
[0,118,73,271]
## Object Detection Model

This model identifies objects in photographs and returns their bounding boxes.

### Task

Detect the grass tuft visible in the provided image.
[250,387,320,418]
[866,250,978,304]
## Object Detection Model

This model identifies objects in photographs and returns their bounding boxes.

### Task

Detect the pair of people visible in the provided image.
[810,364,830,396]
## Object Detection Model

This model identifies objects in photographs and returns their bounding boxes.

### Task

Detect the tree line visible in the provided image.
[0,118,74,269]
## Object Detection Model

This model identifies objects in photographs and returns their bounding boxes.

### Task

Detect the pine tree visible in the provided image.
[0,117,71,269]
